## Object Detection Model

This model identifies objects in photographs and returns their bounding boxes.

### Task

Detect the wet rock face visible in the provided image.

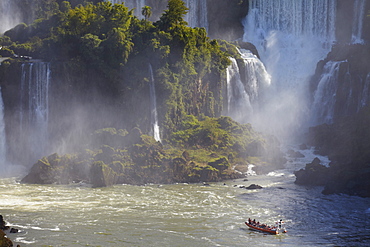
[207,0,249,40]
[310,44,370,123]
[294,158,329,186]
[0,215,18,247]
[0,215,9,231]
[0,229,13,247]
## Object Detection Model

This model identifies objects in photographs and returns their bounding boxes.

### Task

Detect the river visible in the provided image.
[1,148,370,247]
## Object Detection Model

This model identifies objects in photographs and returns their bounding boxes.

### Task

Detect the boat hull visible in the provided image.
[245,222,278,234]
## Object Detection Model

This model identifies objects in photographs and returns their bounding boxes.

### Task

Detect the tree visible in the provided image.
[141,6,152,21]
[156,0,188,31]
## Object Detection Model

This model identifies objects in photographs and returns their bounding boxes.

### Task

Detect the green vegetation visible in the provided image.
[1,0,231,137]
[1,1,285,186]
[22,115,285,186]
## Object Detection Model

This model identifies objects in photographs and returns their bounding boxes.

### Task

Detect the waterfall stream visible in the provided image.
[352,0,366,44]
[184,0,208,31]
[0,0,19,33]
[226,49,271,124]
[19,62,51,162]
[242,0,336,138]
[0,87,7,169]
[311,61,343,124]
[149,64,161,142]
[226,57,253,123]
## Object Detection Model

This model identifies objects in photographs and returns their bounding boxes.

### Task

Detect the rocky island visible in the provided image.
[21,116,285,187]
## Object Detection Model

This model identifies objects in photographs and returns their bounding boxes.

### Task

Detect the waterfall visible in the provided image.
[20,62,51,160]
[238,49,271,107]
[0,0,20,33]
[226,57,253,123]
[0,87,7,169]
[311,61,343,124]
[361,73,370,108]
[149,64,161,142]
[184,0,208,31]
[107,0,146,17]
[351,0,366,44]
[225,49,271,124]
[243,0,336,137]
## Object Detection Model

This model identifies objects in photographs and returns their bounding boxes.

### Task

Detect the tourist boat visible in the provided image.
[245,219,287,235]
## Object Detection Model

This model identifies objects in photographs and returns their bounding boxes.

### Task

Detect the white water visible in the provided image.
[226,49,271,124]
[20,62,51,161]
[0,87,6,169]
[361,73,370,108]
[352,0,366,44]
[0,0,20,33]
[149,64,161,142]
[226,57,253,123]
[1,148,370,247]
[311,61,344,124]
[239,49,271,104]
[184,0,208,31]
[243,0,336,138]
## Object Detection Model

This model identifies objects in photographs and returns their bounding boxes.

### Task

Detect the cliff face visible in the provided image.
[310,44,370,124]
[207,0,249,41]
[305,105,370,197]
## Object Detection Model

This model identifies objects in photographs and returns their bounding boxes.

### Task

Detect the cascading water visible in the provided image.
[225,49,271,124]
[149,64,161,142]
[311,61,343,124]
[361,73,370,108]
[184,0,208,31]
[243,0,336,138]
[238,49,271,110]
[0,87,7,169]
[226,57,253,123]
[351,0,366,44]
[20,62,51,162]
[0,0,20,33]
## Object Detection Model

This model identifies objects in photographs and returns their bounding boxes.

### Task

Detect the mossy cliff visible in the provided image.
[21,116,285,187]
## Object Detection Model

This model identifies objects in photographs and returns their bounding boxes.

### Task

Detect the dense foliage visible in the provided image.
[0,0,231,137]
[21,116,284,186]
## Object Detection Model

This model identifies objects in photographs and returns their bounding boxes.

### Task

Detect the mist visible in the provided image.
[0,0,21,34]
[239,0,337,141]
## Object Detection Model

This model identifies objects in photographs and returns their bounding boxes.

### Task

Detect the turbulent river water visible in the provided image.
[1,148,370,247]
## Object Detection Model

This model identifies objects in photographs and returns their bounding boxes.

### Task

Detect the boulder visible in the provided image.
[0,230,13,247]
[245,184,263,190]
[294,158,329,186]
[0,216,9,231]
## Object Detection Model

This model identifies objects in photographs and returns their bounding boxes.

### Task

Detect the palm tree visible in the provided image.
[142,6,152,21]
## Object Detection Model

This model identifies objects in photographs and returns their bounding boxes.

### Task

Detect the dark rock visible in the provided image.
[0,230,13,247]
[9,228,18,233]
[0,215,9,231]
[294,158,329,186]
[299,144,308,150]
[245,184,263,190]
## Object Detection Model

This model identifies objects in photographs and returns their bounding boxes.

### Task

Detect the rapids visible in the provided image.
[1,149,369,246]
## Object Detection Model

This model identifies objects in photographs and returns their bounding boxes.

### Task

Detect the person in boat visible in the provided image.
[248,218,252,224]
[253,219,256,224]
[278,219,282,228]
